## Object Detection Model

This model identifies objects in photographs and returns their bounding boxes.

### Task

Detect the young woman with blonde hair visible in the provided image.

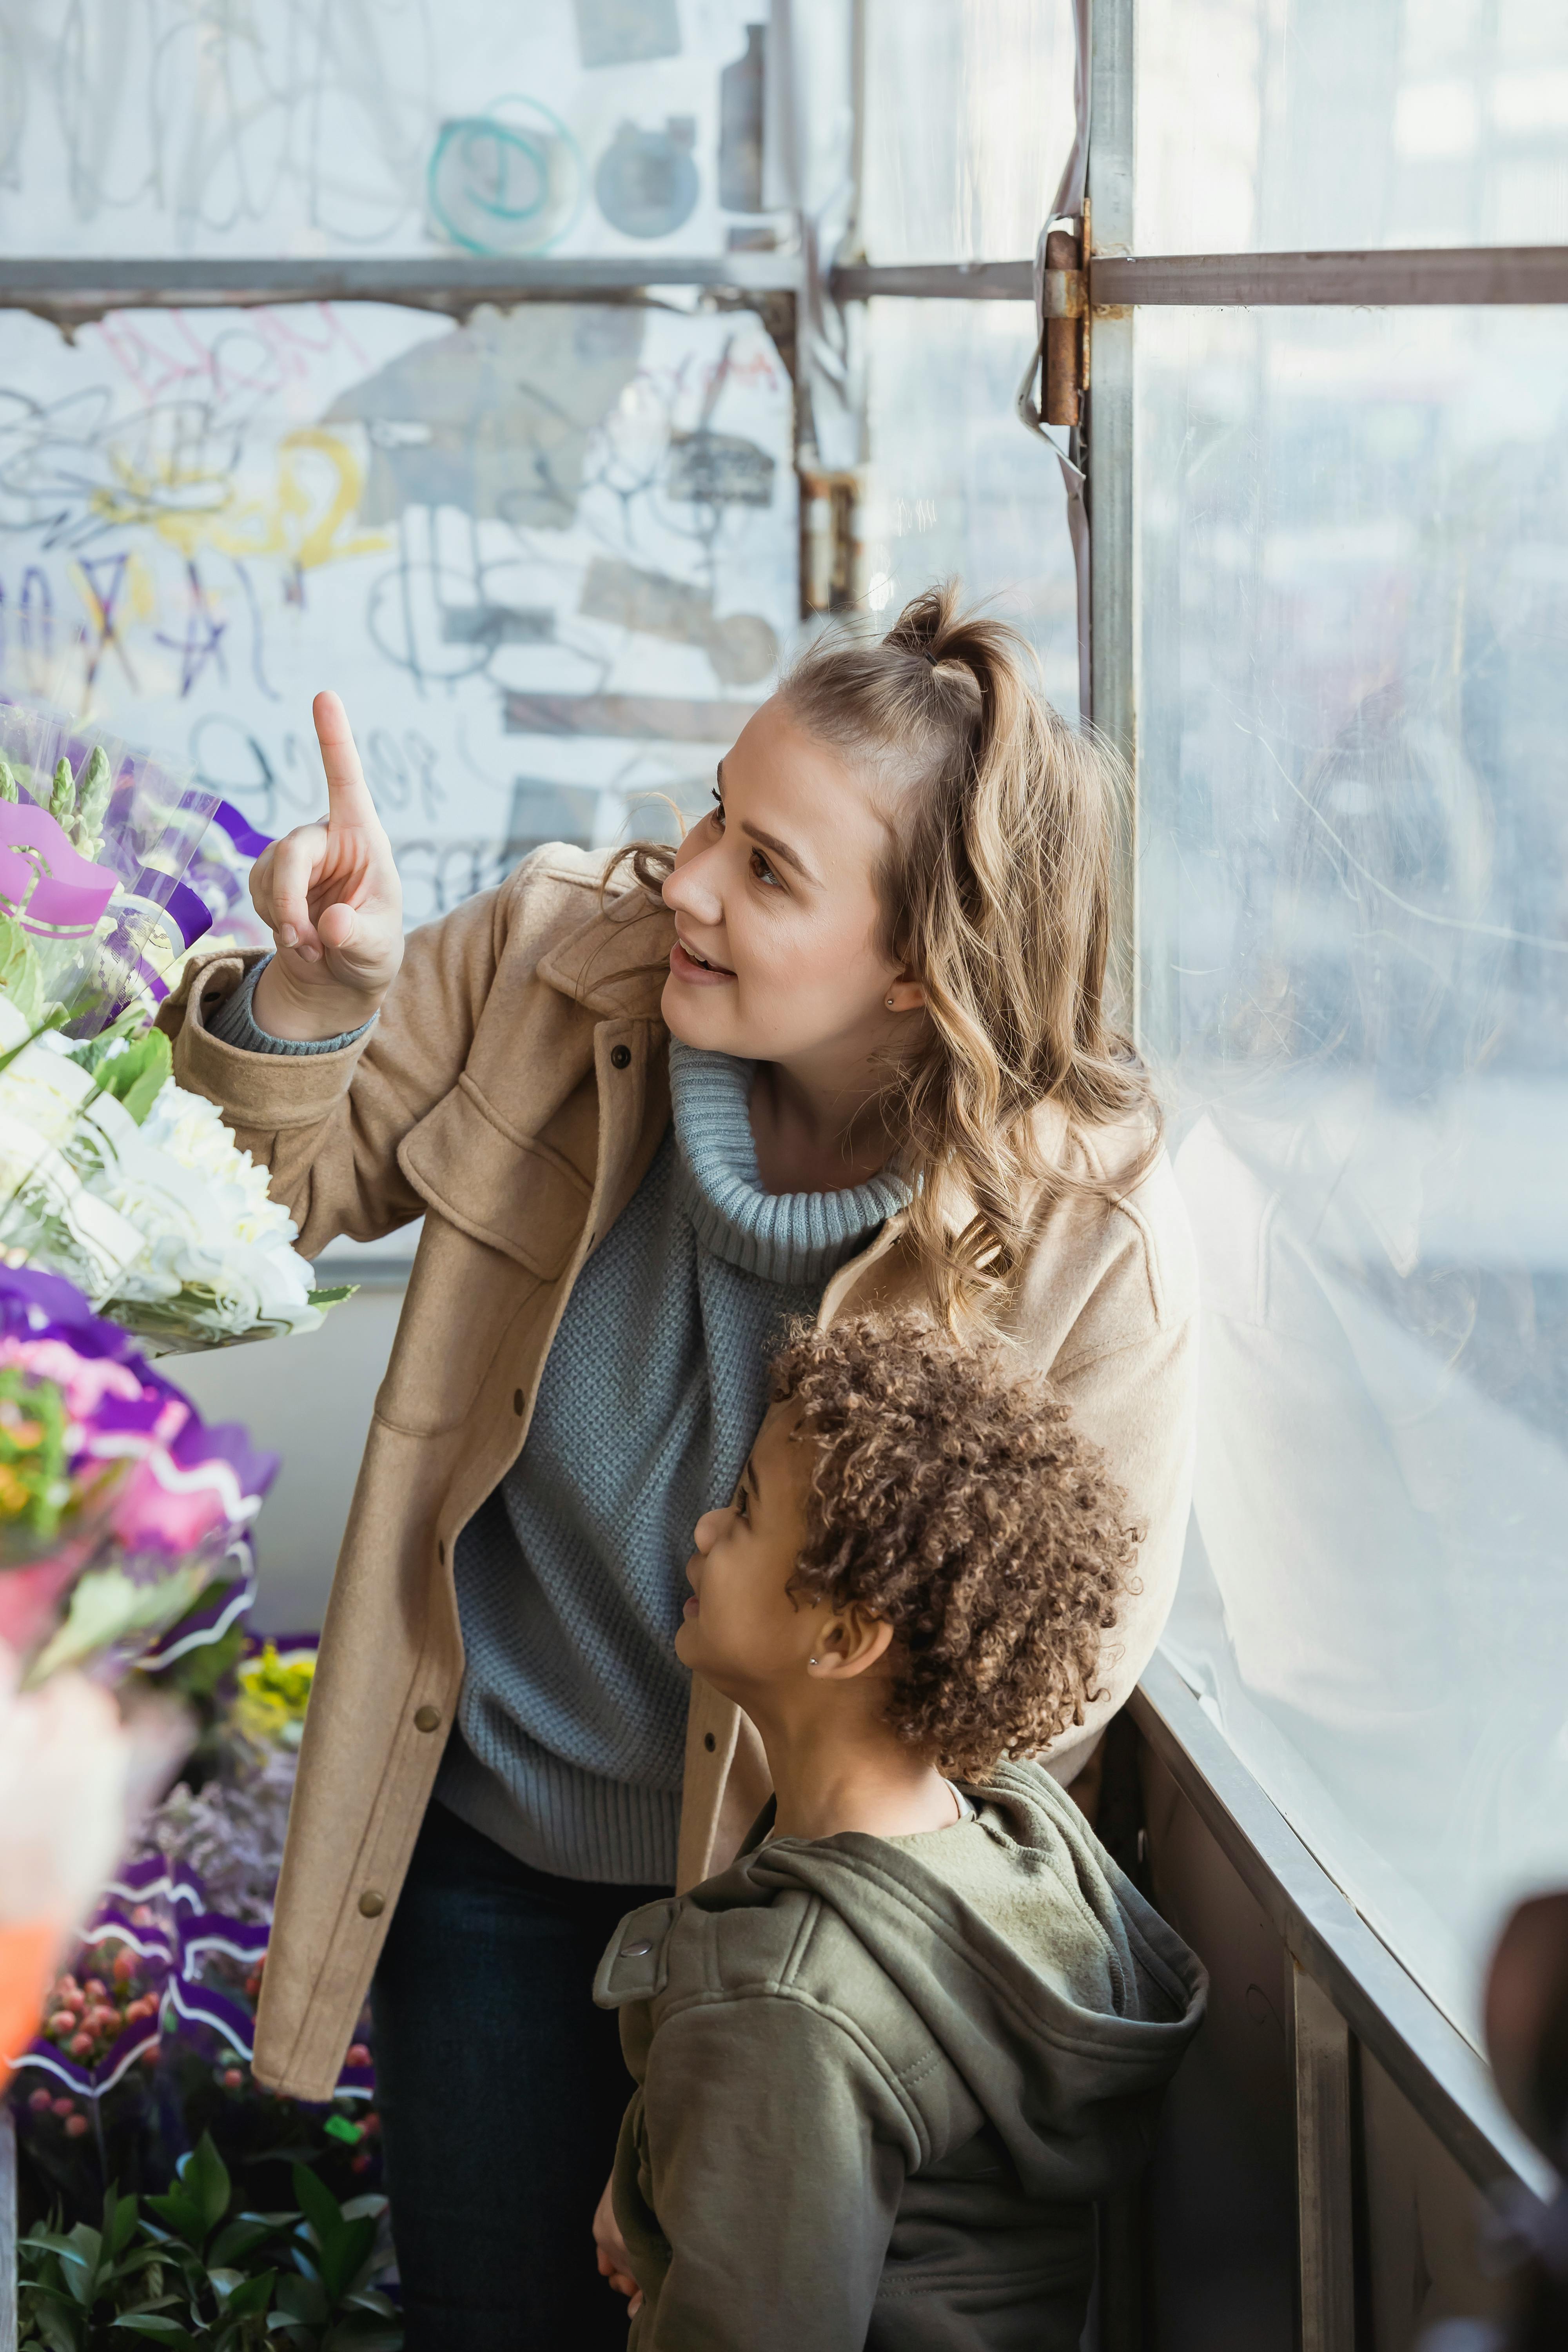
[162,584,1197,2349]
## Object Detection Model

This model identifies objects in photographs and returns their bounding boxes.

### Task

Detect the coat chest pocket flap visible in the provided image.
[397,1079,592,1281]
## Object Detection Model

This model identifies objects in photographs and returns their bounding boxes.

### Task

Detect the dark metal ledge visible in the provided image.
[830,261,1034,300]
[1091,244,1568,307]
[1131,1652,1554,2207]
[0,252,801,326]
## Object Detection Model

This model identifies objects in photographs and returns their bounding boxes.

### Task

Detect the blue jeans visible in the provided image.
[372,1800,668,2350]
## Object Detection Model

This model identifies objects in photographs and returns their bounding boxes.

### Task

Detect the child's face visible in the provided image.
[675,1403,826,1695]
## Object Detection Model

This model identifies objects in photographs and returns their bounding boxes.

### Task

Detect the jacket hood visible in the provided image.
[685,1759,1207,2203]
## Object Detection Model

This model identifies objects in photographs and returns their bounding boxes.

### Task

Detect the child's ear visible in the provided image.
[811,1605,895,1681]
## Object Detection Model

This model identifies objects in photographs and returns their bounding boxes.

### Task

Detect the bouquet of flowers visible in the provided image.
[0,693,352,1351]
[0,1265,278,2089]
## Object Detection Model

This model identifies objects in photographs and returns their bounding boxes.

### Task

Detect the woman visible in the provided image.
[162,586,1197,2348]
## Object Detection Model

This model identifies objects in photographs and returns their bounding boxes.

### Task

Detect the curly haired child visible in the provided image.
[592,1312,1206,2350]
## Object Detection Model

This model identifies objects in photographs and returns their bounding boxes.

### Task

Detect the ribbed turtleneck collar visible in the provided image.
[668,1039,907,1287]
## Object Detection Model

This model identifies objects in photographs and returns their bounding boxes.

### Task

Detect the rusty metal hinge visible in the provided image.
[1043,225,1086,428]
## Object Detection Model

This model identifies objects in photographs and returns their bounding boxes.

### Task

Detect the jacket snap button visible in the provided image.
[436,1538,445,1566]
[358,1890,385,1918]
[703,1731,716,1753]
[610,1043,631,1069]
[513,1389,524,1416]
[622,1938,653,1957]
[414,1706,441,1733]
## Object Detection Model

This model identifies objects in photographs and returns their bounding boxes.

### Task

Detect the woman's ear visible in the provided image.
[808,1606,896,1681]
[883,972,926,1015]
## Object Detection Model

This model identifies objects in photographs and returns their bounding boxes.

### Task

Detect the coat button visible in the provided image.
[358,1891,385,1918]
[703,1731,716,1752]
[622,1938,653,1957]
[436,1538,445,1566]
[610,1043,631,1069]
[414,1706,441,1733]
[513,1388,524,1416]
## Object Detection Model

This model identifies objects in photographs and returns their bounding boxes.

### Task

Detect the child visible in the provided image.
[593,1312,1206,2350]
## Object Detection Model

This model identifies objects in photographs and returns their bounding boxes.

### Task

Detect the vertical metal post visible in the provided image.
[1085,0,1140,1040]
[1289,1964,1358,2352]
[0,2103,16,2349]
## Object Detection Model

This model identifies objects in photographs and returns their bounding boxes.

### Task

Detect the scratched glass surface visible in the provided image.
[0,0,786,261]
[1139,0,1568,252]
[1138,304,1568,2039]
[860,300,1080,723]
[859,0,1076,266]
[0,299,797,925]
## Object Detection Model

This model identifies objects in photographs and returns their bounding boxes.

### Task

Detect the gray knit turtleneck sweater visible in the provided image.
[208,970,904,1889]
[437,1040,904,1885]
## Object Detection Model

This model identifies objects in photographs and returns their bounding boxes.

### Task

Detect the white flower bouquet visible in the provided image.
[0,997,349,1350]
[0,691,350,1352]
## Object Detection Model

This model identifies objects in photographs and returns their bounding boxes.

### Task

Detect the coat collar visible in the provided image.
[535,882,675,1020]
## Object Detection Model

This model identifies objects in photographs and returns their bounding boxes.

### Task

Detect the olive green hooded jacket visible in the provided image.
[595,1759,1206,2350]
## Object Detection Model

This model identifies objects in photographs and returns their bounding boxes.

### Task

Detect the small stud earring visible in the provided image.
[809,1657,818,1667]
[885,994,896,1010]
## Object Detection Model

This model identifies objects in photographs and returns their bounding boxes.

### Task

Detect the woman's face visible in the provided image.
[660,697,916,1071]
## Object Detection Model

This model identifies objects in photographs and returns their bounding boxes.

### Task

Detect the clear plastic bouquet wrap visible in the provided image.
[0,1265,278,2088]
[0,694,352,1350]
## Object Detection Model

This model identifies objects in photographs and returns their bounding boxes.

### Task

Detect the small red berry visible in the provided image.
[69,2031,94,2057]
[346,2043,371,2068]
[360,2113,381,2138]
[222,2066,244,2088]
[52,2097,75,2118]
[113,1951,136,1984]
[47,2010,76,2036]
[83,1977,107,2000]
[140,2046,158,2068]
[65,2113,90,2138]
[351,2151,372,2174]
[27,2087,52,2113]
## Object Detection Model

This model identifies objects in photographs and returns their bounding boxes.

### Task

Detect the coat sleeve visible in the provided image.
[156,879,512,1261]
[621,1996,916,2352]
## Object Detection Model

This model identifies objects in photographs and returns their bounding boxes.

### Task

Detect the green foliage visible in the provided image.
[18,2138,400,2352]
[0,909,47,1030]
[0,1361,72,1539]
[94,1029,173,1124]
[49,757,76,828]
[0,753,18,802]
[74,746,114,859]
[304,1289,356,1311]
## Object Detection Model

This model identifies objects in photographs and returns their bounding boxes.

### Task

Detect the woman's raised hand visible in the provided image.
[249,692,405,1042]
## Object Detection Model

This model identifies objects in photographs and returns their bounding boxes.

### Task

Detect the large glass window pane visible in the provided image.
[1138,303,1568,2036]
[862,300,1079,719]
[1139,0,1568,252]
[0,1,784,260]
[860,0,1076,264]
[0,299,796,920]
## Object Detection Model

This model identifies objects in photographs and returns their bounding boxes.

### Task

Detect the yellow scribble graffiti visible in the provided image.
[88,426,390,572]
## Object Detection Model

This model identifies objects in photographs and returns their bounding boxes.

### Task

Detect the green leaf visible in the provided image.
[96,1027,172,1123]
[322,2321,405,2350]
[209,2220,275,2269]
[271,2272,328,2326]
[25,2298,85,2352]
[106,2187,141,2261]
[220,2271,275,2321]
[181,2132,233,2239]
[306,1285,357,1309]
[110,2320,198,2347]
[143,2192,206,2254]
[0,755,18,803]
[290,2162,344,2252]
[337,2198,387,2226]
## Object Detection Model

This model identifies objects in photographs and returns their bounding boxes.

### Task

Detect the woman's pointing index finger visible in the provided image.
[312,689,380,830]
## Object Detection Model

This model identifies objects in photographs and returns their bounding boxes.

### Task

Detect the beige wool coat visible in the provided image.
[159,847,1199,2101]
